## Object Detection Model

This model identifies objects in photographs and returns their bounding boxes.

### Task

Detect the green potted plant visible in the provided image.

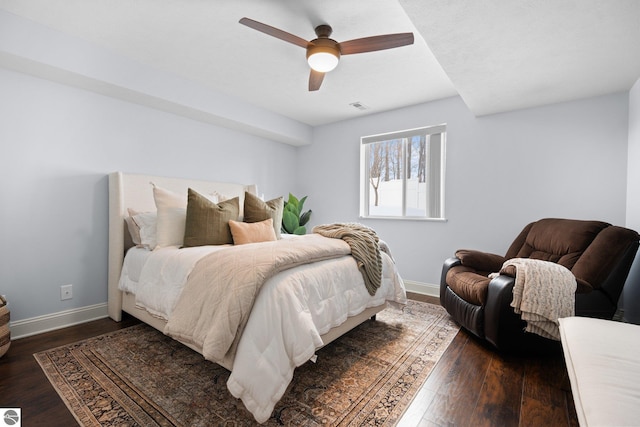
[281,193,312,235]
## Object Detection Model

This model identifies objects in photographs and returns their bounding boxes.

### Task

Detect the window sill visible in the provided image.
[359,216,448,222]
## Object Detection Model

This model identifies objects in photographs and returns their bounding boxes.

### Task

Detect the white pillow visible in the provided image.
[153,185,188,248]
[152,184,224,249]
[212,190,229,202]
[128,208,157,249]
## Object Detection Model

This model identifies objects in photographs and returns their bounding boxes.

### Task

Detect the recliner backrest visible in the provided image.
[572,225,640,289]
[503,218,638,289]
[511,218,608,269]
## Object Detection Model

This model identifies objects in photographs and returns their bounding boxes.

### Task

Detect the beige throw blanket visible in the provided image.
[164,234,350,369]
[500,258,576,340]
[313,223,382,296]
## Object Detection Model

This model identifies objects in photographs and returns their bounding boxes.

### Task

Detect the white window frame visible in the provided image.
[359,124,446,221]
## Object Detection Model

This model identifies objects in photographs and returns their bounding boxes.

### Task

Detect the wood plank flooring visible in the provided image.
[0,294,579,427]
[0,315,140,427]
[402,293,579,427]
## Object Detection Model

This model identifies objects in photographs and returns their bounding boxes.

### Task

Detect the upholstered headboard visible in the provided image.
[107,171,257,321]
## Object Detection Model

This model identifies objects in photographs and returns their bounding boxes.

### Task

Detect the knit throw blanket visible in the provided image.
[500,258,576,340]
[313,223,382,296]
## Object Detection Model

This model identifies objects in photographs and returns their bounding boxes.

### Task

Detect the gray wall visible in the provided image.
[299,93,630,286]
[0,68,297,321]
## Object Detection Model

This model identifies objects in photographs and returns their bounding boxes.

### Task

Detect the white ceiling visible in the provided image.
[1,0,639,126]
[401,0,640,116]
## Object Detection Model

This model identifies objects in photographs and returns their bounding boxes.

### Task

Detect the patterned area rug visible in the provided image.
[34,300,458,426]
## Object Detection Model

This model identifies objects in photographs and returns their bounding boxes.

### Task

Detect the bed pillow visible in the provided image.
[243,192,284,239]
[125,209,142,245]
[127,208,157,249]
[152,185,188,248]
[183,188,239,247]
[212,191,230,202]
[229,218,277,245]
[152,184,224,248]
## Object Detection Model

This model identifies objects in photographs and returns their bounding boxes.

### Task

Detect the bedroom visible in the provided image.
[1,0,639,425]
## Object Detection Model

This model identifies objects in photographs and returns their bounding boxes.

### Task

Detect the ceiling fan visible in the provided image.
[239,17,414,91]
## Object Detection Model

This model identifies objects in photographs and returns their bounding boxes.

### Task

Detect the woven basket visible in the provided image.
[0,295,10,358]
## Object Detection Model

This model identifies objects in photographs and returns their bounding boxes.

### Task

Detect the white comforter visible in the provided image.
[119,239,406,423]
[120,244,229,318]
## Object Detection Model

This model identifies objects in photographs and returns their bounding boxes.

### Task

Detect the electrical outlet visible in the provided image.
[60,284,73,300]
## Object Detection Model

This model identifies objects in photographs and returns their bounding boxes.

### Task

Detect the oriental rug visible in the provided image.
[34,300,459,426]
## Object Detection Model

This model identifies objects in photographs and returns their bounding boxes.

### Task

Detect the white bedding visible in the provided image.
[118,246,150,291]
[559,317,640,427]
[118,239,407,423]
[120,245,230,318]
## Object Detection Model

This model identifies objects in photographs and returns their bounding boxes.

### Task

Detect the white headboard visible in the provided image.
[107,171,257,321]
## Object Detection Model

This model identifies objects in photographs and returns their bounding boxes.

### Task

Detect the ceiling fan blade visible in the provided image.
[339,33,414,55]
[309,70,325,91]
[239,17,309,49]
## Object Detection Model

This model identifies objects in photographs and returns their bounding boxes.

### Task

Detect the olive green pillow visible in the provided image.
[243,192,284,239]
[183,188,239,247]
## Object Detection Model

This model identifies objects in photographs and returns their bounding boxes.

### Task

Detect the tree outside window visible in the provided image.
[360,125,446,219]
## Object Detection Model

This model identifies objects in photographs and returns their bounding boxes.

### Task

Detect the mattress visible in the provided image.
[559,316,640,427]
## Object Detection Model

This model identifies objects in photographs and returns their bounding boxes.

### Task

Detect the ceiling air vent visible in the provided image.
[349,102,369,111]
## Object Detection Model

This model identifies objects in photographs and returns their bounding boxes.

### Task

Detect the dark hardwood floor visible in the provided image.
[0,314,140,427]
[401,293,579,427]
[0,294,579,427]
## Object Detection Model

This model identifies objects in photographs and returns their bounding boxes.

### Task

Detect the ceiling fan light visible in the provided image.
[308,51,339,72]
[306,40,340,73]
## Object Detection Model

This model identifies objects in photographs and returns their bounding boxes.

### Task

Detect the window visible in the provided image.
[360,124,446,220]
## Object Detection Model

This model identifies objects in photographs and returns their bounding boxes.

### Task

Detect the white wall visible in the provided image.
[627,78,640,230]
[1,64,632,326]
[623,78,640,322]
[299,93,630,286]
[0,9,312,147]
[0,39,634,326]
[0,68,297,322]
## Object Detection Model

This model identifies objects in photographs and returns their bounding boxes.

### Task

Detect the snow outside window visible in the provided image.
[360,124,446,220]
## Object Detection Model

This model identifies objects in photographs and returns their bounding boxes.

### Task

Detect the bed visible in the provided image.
[107,171,407,423]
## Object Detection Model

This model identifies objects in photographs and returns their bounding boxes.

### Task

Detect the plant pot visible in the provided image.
[0,295,10,358]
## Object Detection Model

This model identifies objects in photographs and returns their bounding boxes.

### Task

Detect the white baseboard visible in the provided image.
[7,282,437,339]
[9,303,108,340]
[404,280,440,298]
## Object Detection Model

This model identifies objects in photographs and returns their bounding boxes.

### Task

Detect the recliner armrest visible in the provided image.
[440,256,462,302]
[455,249,505,273]
[484,273,564,354]
[484,274,519,350]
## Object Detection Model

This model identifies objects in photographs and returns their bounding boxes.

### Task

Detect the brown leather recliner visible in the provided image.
[440,218,639,353]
